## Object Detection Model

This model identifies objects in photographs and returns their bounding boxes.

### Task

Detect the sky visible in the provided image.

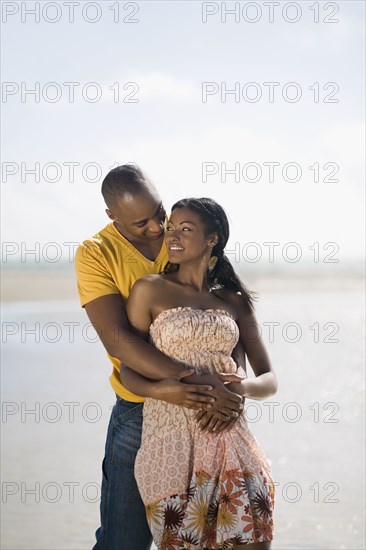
[1,0,365,269]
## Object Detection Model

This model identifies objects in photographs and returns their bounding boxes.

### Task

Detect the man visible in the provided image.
[75,164,243,550]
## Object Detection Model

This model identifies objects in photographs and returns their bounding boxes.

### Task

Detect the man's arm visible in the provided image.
[85,294,240,418]
[85,293,189,380]
[120,365,218,409]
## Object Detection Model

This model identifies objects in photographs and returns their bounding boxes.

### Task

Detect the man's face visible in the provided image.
[106,188,166,242]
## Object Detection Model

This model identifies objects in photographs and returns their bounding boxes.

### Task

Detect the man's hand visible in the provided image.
[196,409,243,433]
[185,372,244,418]
[151,370,216,409]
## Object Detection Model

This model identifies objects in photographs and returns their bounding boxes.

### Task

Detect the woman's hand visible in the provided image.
[217,372,245,385]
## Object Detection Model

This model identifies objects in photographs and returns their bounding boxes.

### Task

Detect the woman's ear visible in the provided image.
[208,233,219,247]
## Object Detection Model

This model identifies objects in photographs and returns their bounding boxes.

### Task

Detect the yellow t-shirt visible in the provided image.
[74,222,168,402]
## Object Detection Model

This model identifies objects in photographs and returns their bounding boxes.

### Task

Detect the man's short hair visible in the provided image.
[101,164,149,208]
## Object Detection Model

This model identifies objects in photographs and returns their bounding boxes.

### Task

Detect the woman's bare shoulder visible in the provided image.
[131,272,175,298]
[131,273,166,291]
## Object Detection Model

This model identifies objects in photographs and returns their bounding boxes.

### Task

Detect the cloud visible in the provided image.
[128,72,198,101]
[318,121,365,164]
[94,73,198,104]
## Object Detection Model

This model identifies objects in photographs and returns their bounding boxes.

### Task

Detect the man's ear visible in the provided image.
[106,208,115,221]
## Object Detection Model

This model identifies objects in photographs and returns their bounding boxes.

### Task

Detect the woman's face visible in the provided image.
[165,207,217,264]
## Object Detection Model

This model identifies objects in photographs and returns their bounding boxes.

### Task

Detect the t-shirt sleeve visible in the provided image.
[74,241,120,307]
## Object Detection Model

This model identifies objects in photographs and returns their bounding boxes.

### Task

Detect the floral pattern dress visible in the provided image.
[135,307,275,549]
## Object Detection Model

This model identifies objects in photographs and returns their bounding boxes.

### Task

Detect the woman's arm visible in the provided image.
[229,303,278,400]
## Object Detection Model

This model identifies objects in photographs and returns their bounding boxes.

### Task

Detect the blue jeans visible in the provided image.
[93,395,152,550]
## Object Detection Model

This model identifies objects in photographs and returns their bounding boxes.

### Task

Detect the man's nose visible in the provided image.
[149,218,164,232]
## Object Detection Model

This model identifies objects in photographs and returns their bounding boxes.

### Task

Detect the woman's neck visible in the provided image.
[172,261,210,293]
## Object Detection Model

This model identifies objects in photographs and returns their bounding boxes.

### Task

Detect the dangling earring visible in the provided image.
[208,256,218,271]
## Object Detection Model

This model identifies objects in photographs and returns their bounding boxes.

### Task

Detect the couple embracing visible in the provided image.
[75,164,278,550]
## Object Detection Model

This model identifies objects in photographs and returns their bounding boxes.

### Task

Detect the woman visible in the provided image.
[120,198,278,549]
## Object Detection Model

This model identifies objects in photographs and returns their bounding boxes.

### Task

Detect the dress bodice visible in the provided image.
[149,306,240,375]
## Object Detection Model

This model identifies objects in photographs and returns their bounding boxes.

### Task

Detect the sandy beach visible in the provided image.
[1,265,364,303]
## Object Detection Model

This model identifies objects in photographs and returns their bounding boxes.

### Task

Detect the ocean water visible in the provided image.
[1,288,365,549]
